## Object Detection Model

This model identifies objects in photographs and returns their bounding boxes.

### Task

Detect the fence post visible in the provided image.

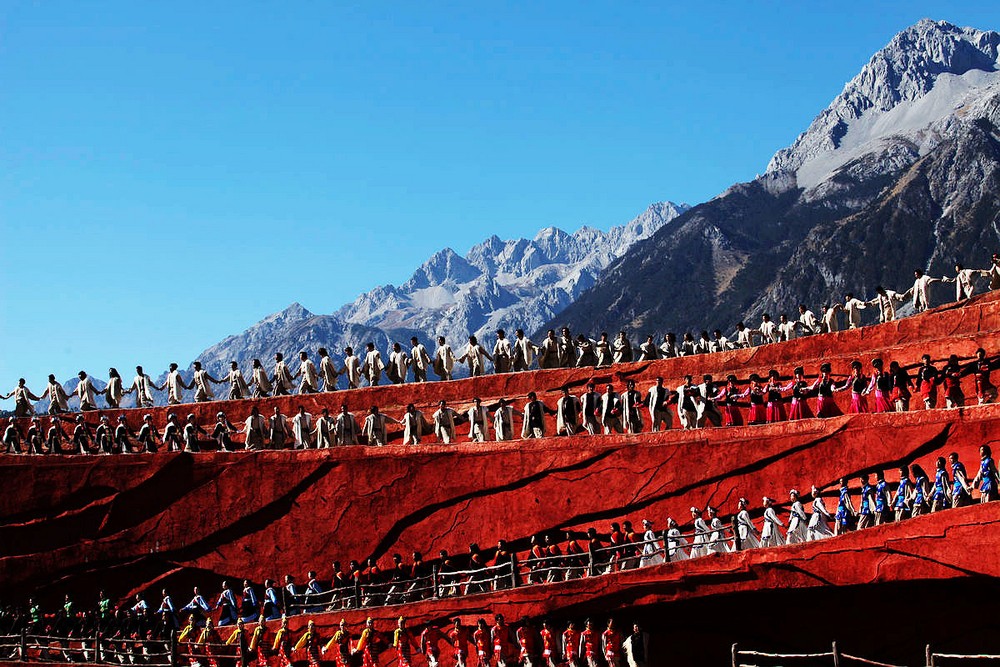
[509,554,519,589]
[170,629,178,667]
[832,641,840,667]
[431,566,440,599]
[354,579,362,608]
[926,644,933,667]
[732,519,742,552]
[731,643,737,667]
[94,634,102,664]
[587,548,595,577]
[20,629,27,660]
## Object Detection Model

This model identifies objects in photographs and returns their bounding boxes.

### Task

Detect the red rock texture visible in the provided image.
[2,294,1000,667]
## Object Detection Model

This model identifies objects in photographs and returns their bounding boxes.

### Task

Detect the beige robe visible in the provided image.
[362,413,392,446]
[457,344,490,377]
[465,405,490,441]
[341,355,361,388]
[335,412,360,445]
[361,350,385,385]
[131,375,156,406]
[493,406,515,441]
[555,395,581,435]
[273,361,295,393]
[388,350,410,383]
[291,412,313,448]
[76,377,99,409]
[228,368,251,398]
[434,344,455,378]
[166,371,187,404]
[193,369,215,401]
[313,416,336,448]
[401,410,425,445]
[298,359,318,393]
[319,356,339,391]
[433,407,458,443]
[45,381,70,412]
[512,337,537,370]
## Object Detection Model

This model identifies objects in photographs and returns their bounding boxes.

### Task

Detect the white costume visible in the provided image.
[341,354,361,389]
[433,407,459,444]
[735,509,760,549]
[434,344,455,380]
[580,390,602,435]
[599,391,622,434]
[638,529,664,567]
[192,369,215,402]
[759,319,778,343]
[870,290,903,323]
[492,337,512,372]
[130,374,157,408]
[691,516,710,557]
[807,496,834,541]
[410,343,432,382]
[273,360,295,394]
[946,268,989,300]
[909,274,940,312]
[298,359,319,393]
[760,506,784,547]
[466,405,490,441]
[521,399,548,439]
[362,412,392,447]
[666,527,689,561]
[387,349,410,384]
[401,409,425,445]
[166,370,187,404]
[335,411,360,445]
[456,343,491,377]
[493,405,516,441]
[512,336,538,371]
[844,297,867,329]
[798,309,819,334]
[708,516,730,554]
[313,415,336,448]
[291,411,313,448]
[76,376,99,410]
[821,308,839,333]
[243,414,267,450]
[319,355,339,391]
[251,366,272,397]
[778,321,797,342]
[361,350,385,385]
[228,368,251,399]
[786,500,809,544]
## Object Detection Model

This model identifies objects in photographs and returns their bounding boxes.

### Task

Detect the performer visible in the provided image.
[786,489,808,544]
[493,398,517,442]
[941,354,965,408]
[971,444,1000,502]
[889,360,914,412]
[575,334,598,367]
[466,397,490,442]
[101,369,125,409]
[706,506,729,554]
[688,507,709,557]
[601,620,623,667]
[291,406,314,449]
[491,615,514,667]
[432,400,459,444]
[336,404,360,445]
[339,347,362,390]
[916,354,940,409]
[361,343,385,386]
[95,415,113,454]
[249,616,270,667]
[249,359,273,398]
[227,362,251,401]
[312,408,336,448]
[857,474,876,529]
[797,304,819,335]
[272,617,293,667]
[595,332,614,367]
[562,621,580,667]
[128,366,163,408]
[474,619,492,667]
[580,382,602,435]
[949,452,972,508]
[215,411,240,451]
[874,470,892,525]
[394,617,413,667]
[638,335,659,361]
[242,408,267,451]
[863,358,892,412]
[621,380,644,434]
[323,619,351,667]
[75,371,100,411]
[910,464,931,517]
[269,407,292,449]
[786,367,813,420]
[930,457,952,513]
[578,620,598,667]
[512,330,540,372]
[224,618,250,667]
[645,378,672,432]
[611,331,633,364]
[676,375,700,429]
[623,624,648,667]
[197,618,222,667]
[944,262,990,300]
[115,415,137,453]
[434,337,456,381]
[834,477,855,535]
[363,406,397,447]
[3,379,38,417]
[810,363,843,418]
[40,374,71,414]
[293,620,322,667]
[166,363,191,405]
[406,338,432,383]
[272,353,295,396]
[516,618,540,667]
[759,497,784,547]
[710,329,731,352]
[843,293,867,329]
[906,269,941,312]
[539,620,558,667]
[297,351,320,393]
[559,327,578,367]
[316,347,340,392]
[758,314,778,343]
[192,361,222,403]
[870,286,904,323]
[972,348,999,404]
[538,330,562,369]
[46,418,69,454]
[521,393,554,439]
[765,370,788,423]
[599,384,623,434]
[492,330,513,373]
[732,322,759,348]
[3,420,23,454]
[555,387,582,436]
[807,486,834,540]
[745,374,767,425]
[731,498,758,550]
[386,343,410,384]
[713,375,743,427]
[821,304,841,333]
[163,413,184,452]
[893,466,912,521]
[638,519,663,567]
[777,314,798,341]
[449,618,470,667]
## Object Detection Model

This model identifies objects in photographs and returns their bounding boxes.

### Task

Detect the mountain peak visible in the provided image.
[767,19,1000,179]
[402,247,482,291]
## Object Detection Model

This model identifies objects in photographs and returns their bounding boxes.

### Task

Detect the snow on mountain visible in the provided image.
[768,19,1000,190]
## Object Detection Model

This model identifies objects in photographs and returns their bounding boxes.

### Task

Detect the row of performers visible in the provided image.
[179,614,646,667]
[5,350,997,455]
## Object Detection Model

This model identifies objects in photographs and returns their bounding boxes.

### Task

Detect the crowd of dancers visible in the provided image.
[3,256,998,420]
[3,348,997,455]
[7,442,997,666]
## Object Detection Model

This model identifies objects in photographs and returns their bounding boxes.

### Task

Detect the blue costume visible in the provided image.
[263,586,282,621]
[835,486,851,525]
[894,478,910,510]
[913,474,927,508]
[859,482,873,516]
[216,589,239,626]
[181,594,211,627]
[932,469,949,505]
[240,586,259,623]
[953,461,970,502]
[875,480,888,513]
[980,457,999,496]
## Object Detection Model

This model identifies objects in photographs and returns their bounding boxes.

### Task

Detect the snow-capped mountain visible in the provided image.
[551,19,1000,338]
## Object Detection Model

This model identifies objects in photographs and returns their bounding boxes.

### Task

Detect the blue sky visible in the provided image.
[2,2,999,392]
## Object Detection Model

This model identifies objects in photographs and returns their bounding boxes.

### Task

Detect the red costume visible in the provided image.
[562,629,580,665]
[473,628,491,667]
[448,627,469,665]
[516,626,538,662]
[420,626,444,665]
[540,628,557,663]
[394,629,412,667]
[601,629,622,666]
[492,623,513,666]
